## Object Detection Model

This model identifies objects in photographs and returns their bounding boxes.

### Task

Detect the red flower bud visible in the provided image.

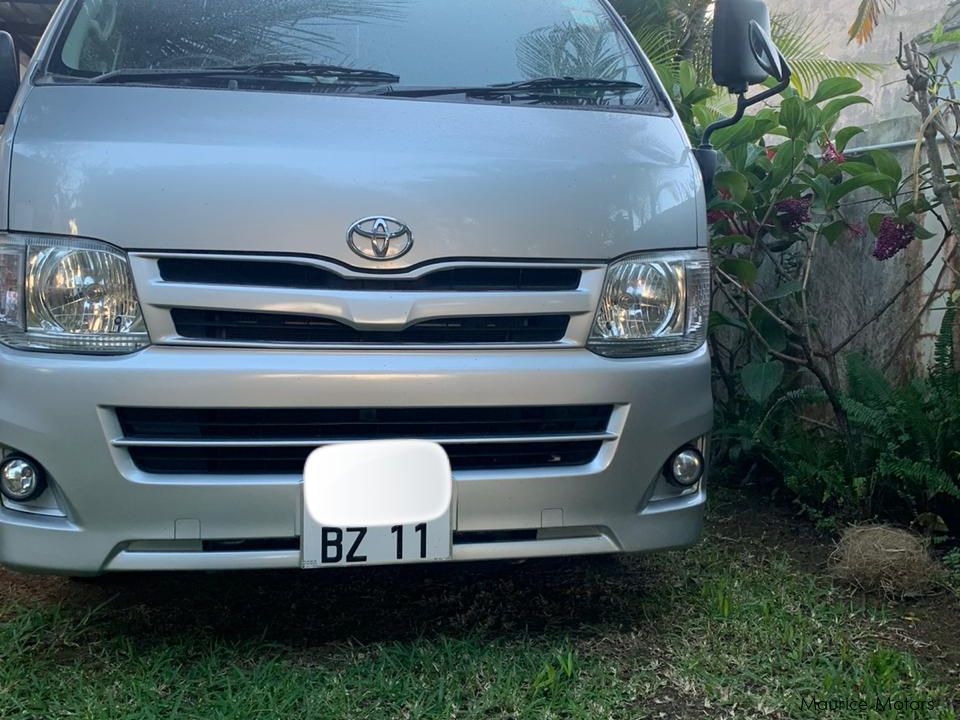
[822,140,846,165]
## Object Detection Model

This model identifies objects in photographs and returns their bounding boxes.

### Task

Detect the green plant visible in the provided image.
[699,35,959,532]
[615,1,960,533]
[531,651,577,697]
[945,547,960,570]
[945,548,960,590]
[730,309,960,529]
[705,75,910,431]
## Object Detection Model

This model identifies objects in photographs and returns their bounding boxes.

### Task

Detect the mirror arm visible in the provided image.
[695,54,792,189]
[701,93,750,149]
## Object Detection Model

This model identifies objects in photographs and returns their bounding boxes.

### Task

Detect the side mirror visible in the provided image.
[696,0,792,188]
[712,0,776,94]
[0,32,19,125]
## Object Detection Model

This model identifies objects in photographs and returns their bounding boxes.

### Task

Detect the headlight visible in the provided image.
[0,234,148,354]
[588,251,710,357]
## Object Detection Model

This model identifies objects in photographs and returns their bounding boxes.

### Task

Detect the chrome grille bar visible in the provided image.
[111,431,618,448]
[128,253,606,348]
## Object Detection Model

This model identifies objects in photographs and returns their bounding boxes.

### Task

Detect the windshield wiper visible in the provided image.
[90,63,399,85]
[231,62,400,84]
[487,77,646,93]
[380,77,646,99]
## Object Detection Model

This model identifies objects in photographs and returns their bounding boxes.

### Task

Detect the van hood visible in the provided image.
[8,85,703,268]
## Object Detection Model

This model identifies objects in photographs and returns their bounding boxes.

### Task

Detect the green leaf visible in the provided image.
[764,281,803,301]
[800,174,833,206]
[683,87,715,106]
[821,220,849,243]
[742,361,786,404]
[783,181,812,200]
[714,171,750,203]
[810,77,863,105]
[867,213,888,235]
[712,117,758,150]
[828,172,897,205]
[914,225,936,240]
[712,234,754,249]
[779,97,806,137]
[868,149,903,186]
[840,161,880,177]
[835,126,866,153]
[751,309,788,352]
[821,96,871,127]
[771,140,804,185]
[725,143,750,173]
[678,61,697,97]
[709,311,745,332]
[707,200,747,215]
[720,258,758,287]
[754,117,781,138]
[898,196,934,216]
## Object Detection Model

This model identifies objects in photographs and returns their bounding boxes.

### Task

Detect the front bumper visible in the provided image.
[0,345,712,574]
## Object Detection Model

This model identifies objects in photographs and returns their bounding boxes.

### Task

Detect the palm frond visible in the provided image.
[516,22,629,81]
[631,26,680,87]
[632,26,679,69]
[118,0,408,66]
[848,0,897,46]
[773,15,885,96]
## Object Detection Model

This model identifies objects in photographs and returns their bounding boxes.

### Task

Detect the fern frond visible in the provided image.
[841,396,889,436]
[933,299,956,382]
[756,387,830,435]
[845,354,893,405]
[878,457,960,500]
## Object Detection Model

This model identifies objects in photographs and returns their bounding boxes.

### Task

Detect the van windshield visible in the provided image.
[44,0,657,110]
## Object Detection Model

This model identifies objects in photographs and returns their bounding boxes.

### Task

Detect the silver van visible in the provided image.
[0,0,787,574]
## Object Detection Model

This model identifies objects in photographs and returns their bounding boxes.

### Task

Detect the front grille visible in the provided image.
[171,310,570,345]
[158,258,582,292]
[127,441,604,474]
[131,254,603,349]
[116,405,615,475]
[117,406,613,441]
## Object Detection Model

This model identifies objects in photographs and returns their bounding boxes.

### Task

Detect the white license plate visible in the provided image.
[303,519,450,568]
[301,440,453,569]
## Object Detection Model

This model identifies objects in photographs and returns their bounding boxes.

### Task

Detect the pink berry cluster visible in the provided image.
[872,217,916,261]
[775,198,812,233]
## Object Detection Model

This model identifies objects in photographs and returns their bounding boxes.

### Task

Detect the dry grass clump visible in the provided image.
[830,525,941,599]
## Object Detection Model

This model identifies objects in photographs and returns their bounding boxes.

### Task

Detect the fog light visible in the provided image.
[668,448,705,487]
[0,456,46,502]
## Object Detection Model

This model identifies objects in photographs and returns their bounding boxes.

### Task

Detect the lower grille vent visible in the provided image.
[171,309,570,345]
[115,405,615,475]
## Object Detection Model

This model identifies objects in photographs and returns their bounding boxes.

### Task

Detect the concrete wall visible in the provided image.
[770,0,953,130]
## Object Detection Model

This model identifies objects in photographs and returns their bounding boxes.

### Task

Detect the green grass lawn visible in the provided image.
[1,493,957,720]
